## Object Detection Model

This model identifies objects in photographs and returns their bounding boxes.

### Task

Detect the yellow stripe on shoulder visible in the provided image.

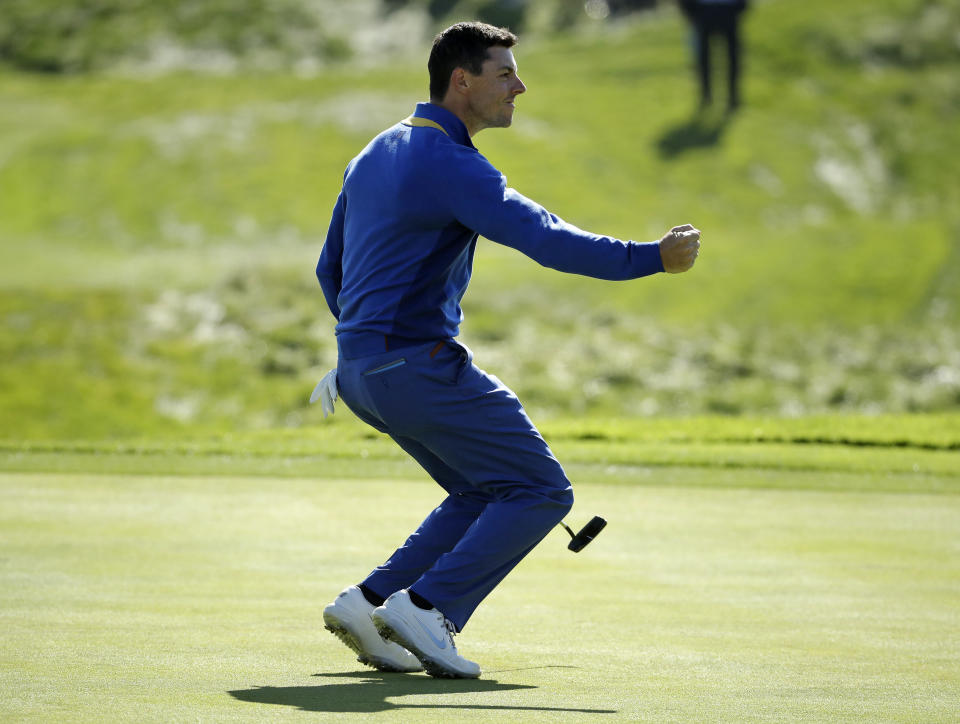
[402,116,449,136]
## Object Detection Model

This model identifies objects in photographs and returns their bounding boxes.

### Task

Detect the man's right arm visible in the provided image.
[316,191,345,321]
[442,151,699,280]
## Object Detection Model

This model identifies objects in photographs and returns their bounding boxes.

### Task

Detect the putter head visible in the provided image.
[567,516,607,552]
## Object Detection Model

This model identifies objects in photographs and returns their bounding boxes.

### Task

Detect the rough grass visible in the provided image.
[1,0,958,437]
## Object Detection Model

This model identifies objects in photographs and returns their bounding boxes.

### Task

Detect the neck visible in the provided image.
[431,97,481,138]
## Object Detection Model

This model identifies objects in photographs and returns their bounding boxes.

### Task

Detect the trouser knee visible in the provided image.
[545,485,574,523]
[502,480,572,529]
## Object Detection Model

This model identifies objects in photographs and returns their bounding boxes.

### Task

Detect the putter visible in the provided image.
[558,515,607,552]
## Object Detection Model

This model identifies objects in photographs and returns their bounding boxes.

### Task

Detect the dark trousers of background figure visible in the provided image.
[692,7,744,110]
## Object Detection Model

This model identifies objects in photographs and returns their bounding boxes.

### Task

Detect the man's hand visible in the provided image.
[659,224,701,273]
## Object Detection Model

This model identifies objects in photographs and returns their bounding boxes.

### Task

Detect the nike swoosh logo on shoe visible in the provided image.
[414,616,447,650]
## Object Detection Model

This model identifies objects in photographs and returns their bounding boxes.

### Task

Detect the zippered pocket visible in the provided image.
[363,358,407,376]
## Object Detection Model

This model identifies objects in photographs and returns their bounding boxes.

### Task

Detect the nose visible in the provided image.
[514,75,526,95]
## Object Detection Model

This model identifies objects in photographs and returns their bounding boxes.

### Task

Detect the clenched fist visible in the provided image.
[659,224,701,273]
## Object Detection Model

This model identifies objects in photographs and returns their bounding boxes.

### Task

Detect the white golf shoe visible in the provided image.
[323,586,423,673]
[371,590,481,679]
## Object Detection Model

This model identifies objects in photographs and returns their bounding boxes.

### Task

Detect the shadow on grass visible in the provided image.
[229,670,617,714]
[655,111,732,158]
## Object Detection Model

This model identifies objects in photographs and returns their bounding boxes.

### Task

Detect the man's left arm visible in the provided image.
[316,191,346,320]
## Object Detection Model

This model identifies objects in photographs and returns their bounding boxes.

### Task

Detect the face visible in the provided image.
[462,46,526,134]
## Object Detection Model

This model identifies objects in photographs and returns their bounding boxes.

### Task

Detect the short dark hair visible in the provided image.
[428,22,518,102]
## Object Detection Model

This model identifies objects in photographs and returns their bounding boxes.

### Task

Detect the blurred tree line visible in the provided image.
[0,0,659,74]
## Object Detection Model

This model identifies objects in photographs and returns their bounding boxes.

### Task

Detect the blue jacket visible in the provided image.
[316,102,663,351]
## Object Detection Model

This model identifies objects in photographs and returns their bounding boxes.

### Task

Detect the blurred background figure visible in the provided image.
[680,0,749,111]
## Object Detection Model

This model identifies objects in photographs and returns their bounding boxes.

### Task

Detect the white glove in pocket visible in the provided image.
[310,368,338,418]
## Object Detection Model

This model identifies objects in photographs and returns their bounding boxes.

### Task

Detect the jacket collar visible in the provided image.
[411,102,476,149]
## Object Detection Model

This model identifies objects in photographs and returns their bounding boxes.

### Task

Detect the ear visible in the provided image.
[450,67,470,95]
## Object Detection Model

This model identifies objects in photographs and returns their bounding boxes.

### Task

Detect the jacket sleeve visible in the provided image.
[442,152,663,281]
[316,191,345,321]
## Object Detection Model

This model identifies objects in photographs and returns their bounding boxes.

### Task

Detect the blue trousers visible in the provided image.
[336,336,574,631]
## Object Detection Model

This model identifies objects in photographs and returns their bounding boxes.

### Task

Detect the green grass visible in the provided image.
[1,0,958,436]
[2,444,959,722]
[2,1,959,719]
[3,418,958,719]
[3,413,959,485]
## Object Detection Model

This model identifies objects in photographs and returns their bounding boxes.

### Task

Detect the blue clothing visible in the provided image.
[317,103,664,631]
[317,102,663,350]
[336,338,572,630]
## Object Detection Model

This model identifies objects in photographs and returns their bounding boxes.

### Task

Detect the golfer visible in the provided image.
[317,21,700,679]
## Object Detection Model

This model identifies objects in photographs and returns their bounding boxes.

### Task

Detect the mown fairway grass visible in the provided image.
[2,419,959,722]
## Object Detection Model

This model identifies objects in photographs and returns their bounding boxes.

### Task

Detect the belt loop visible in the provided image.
[384,334,390,352]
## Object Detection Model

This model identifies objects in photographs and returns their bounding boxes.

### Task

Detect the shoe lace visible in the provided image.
[442,616,459,652]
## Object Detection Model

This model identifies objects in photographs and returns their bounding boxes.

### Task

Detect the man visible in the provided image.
[316,21,700,679]
[680,0,749,110]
